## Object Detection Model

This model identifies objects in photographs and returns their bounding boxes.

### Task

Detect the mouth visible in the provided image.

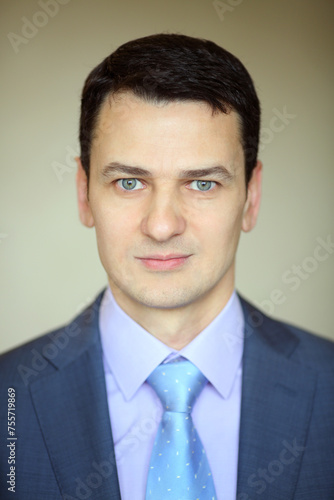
[136,254,192,271]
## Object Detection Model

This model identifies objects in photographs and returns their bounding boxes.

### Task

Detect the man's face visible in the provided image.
[77,93,261,314]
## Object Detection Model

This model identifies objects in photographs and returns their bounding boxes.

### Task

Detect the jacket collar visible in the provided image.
[29,290,122,499]
[236,296,317,498]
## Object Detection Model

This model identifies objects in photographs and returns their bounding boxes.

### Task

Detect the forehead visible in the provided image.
[91,92,244,174]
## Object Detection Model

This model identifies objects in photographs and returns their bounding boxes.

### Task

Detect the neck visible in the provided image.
[110,282,234,350]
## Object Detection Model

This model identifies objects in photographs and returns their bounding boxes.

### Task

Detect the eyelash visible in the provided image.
[115,178,218,192]
[189,180,217,192]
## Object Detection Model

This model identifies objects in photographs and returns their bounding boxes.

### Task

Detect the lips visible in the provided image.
[136,254,191,271]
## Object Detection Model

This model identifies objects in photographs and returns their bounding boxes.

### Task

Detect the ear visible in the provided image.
[242,160,262,232]
[75,157,95,228]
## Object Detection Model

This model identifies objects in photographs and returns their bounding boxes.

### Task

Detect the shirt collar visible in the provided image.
[178,292,244,398]
[99,287,244,401]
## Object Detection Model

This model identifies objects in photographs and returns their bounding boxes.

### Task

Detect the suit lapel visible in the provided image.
[236,298,318,499]
[29,292,122,500]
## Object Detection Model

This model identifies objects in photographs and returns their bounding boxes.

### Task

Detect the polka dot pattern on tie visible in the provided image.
[145,358,217,499]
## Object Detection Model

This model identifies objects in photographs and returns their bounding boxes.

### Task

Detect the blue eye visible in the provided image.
[190,180,216,191]
[117,178,144,191]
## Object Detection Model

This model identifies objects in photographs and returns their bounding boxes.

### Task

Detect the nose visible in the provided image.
[141,190,186,242]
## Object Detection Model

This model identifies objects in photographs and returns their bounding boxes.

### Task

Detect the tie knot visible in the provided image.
[146,359,207,413]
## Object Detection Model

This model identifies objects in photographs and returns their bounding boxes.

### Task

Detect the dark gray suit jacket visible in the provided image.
[1,291,333,499]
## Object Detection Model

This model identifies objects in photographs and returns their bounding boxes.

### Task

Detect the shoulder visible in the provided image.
[238,294,334,371]
[0,289,105,388]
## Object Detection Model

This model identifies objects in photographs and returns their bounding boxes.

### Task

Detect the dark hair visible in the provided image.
[79,33,260,184]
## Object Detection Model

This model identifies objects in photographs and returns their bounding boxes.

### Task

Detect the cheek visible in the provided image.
[192,203,244,246]
[92,205,135,259]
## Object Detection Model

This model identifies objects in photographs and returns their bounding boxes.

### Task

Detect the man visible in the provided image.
[0,33,333,500]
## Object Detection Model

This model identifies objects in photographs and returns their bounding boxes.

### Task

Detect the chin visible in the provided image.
[128,285,206,310]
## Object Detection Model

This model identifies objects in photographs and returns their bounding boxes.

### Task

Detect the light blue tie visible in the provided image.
[145,358,217,499]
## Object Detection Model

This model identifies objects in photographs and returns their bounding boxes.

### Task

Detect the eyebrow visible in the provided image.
[101,162,234,182]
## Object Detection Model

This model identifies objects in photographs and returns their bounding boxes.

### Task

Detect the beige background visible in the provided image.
[1,0,333,353]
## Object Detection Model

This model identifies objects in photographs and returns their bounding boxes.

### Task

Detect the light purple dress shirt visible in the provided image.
[99,287,244,500]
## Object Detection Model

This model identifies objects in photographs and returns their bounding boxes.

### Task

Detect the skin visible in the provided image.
[76,92,262,349]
